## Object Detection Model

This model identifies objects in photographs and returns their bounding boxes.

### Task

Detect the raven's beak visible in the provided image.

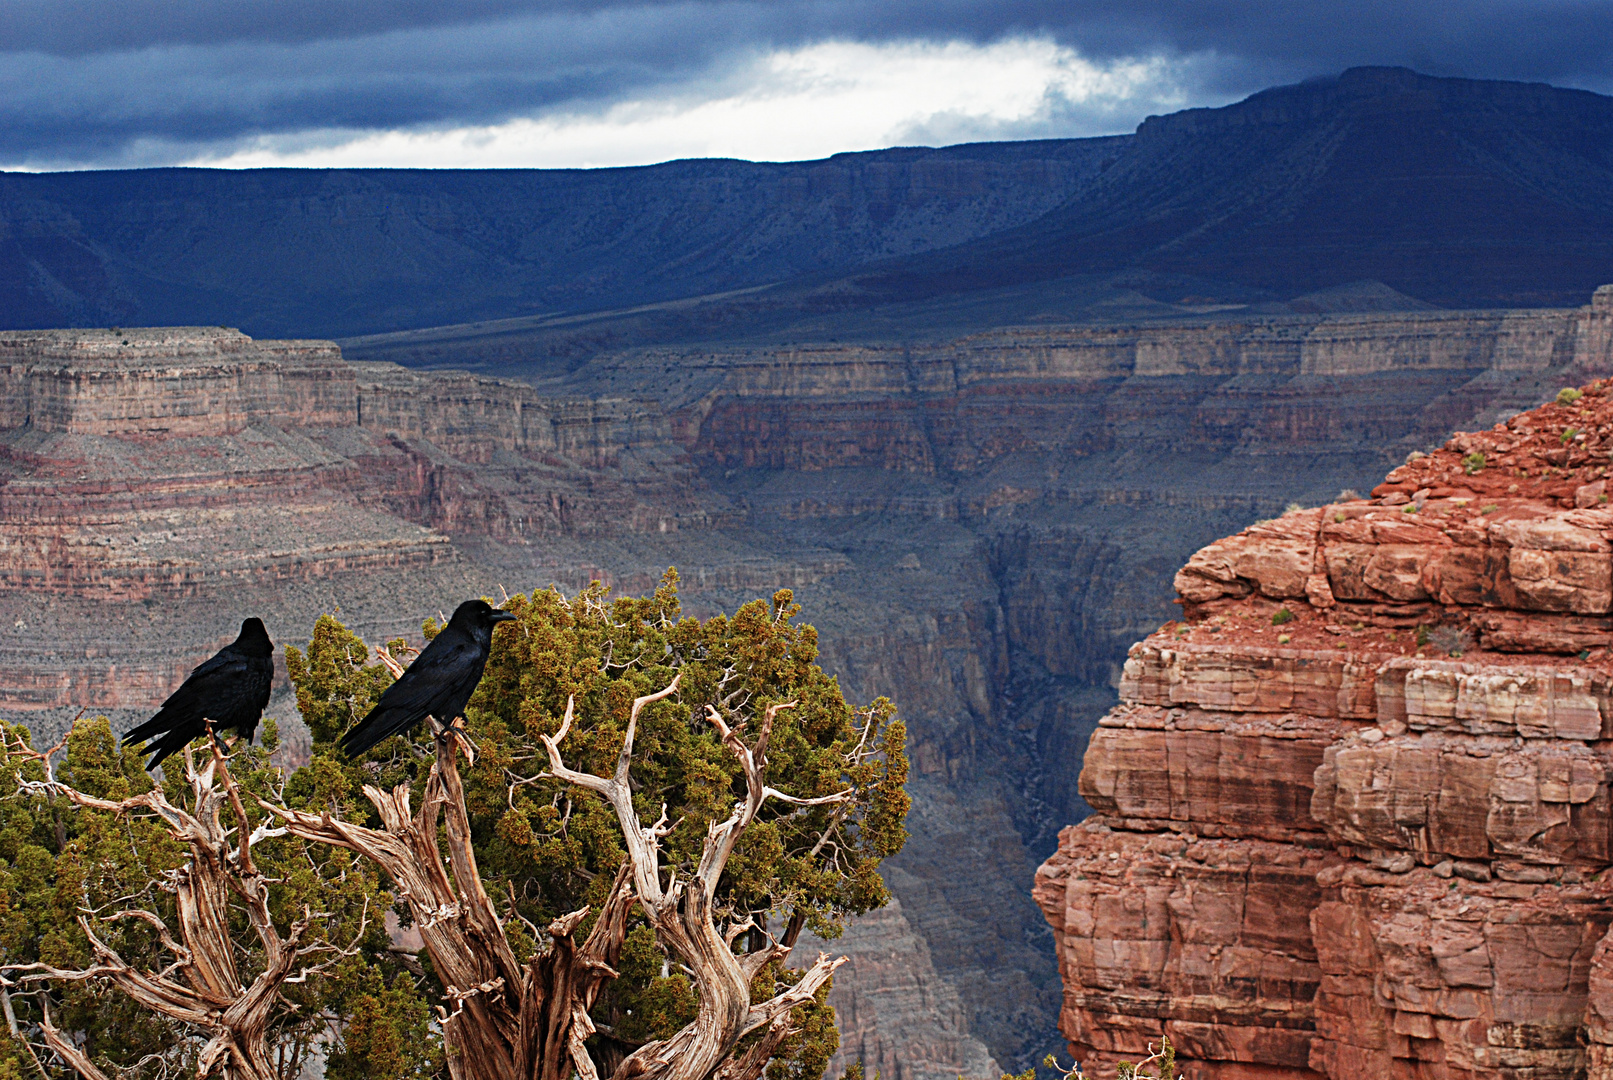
[491,610,518,624]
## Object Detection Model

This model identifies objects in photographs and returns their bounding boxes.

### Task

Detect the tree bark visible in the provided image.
[538,684,846,1080]
[272,678,848,1080]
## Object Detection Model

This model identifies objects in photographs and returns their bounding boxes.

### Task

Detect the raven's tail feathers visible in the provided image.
[121,707,182,747]
[339,708,419,759]
[139,727,199,771]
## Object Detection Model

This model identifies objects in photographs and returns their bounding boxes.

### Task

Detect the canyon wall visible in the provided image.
[0,328,716,709]
[7,294,1613,1077]
[1035,382,1613,1078]
[530,287,1613,1076]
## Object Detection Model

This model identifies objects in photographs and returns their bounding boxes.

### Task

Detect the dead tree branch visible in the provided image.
[540,680,848,1080]
[265,734,633,1080]
[254,671,853,1080]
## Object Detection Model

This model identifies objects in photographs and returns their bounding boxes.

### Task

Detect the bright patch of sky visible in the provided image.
[195,37,1209,169]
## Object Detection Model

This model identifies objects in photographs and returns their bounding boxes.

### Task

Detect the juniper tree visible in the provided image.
[278,572,909,1080]
[0,573,907,1080]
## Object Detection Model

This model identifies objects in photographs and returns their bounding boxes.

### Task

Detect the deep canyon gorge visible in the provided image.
[4,288,1613,1077]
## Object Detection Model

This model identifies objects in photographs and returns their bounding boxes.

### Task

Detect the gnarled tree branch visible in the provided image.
[541,682,847,1080]
[0,734,348,1080]
[266,733,636,1080]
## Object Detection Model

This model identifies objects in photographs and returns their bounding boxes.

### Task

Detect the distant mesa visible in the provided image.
[3,67,1613,346]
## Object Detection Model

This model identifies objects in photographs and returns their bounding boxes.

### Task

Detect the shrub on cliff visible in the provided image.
[998,1038,1179,1080]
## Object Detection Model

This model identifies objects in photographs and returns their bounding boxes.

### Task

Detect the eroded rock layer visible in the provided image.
[0,328,718,708]
[1036,381,1613,1077]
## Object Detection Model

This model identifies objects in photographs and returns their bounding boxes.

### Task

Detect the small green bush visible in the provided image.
[1562,427,1580,444]
[1272,608,1294,626]
[1462,452,1486,475]
[1558,387,1584,405]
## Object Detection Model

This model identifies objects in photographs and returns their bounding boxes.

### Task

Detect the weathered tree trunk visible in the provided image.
[268,734,633,1080]
[279,678,846,1080]
[1,739,331,1080]
[539,681,846,1080]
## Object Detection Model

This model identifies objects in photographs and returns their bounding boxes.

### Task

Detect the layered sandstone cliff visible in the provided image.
[1035,379,1613,1078]
[0,328,723,709]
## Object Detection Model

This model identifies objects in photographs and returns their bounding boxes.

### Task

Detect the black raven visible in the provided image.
[339,599,516,758]
[123,618,275,770]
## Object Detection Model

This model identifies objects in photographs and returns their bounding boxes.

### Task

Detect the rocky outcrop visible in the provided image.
[1036,379,1613,1077]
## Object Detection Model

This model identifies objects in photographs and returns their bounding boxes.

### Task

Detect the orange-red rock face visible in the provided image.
[1036,378,1613,1078]
[1035,828,1336,1078]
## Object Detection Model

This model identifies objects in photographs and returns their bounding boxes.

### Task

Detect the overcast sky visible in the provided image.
[3,1,1612,171]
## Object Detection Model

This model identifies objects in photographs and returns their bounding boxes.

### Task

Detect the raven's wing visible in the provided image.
[230,654,275,742]
[123,647,264,766]
[339,629,485,757]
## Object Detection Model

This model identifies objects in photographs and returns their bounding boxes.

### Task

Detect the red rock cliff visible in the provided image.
[1035,381,1613,1078]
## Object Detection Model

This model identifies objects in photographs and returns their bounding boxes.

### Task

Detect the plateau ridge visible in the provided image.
[8,68,1613,345]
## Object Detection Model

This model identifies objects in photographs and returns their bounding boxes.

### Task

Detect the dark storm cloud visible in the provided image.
[4,1,1613,167]
[1006,1,1613,86]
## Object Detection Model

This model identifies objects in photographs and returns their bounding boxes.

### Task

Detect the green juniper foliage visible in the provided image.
[0,718,436,1079]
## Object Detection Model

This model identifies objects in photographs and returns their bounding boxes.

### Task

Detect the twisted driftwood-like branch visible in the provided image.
[265,733,633,1080]
[0,735,349,1080]
[271,674,846,1080]
[539,678,848,1080]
